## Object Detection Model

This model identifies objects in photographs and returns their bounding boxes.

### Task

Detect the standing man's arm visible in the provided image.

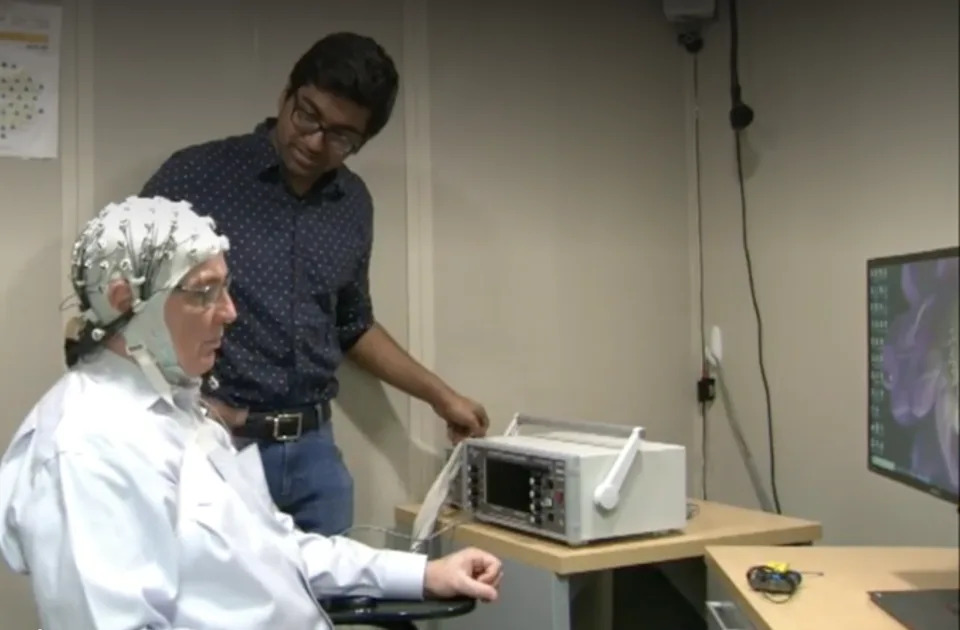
[337,247,488,442]
[349,323,488,439]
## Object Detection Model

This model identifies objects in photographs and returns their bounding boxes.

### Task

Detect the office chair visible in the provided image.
[323,595,476,629]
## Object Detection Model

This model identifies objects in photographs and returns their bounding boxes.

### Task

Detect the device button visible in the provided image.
[541,497,553,508]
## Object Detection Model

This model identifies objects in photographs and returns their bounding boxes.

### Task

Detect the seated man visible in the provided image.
[0,196,501,630]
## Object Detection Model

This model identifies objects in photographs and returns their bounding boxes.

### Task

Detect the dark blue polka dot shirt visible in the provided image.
[140,118,375,411]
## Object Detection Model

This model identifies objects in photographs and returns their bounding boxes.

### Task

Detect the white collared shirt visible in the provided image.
[0,351,427,630]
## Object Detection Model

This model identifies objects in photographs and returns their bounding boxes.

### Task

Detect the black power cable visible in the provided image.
[695,54,708,501]
[727,0,782,514]
[678,27,709,501]
[728,0,754,131]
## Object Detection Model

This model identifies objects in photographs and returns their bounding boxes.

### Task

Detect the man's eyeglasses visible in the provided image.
[290,98,363,156]
[175,275,232,308]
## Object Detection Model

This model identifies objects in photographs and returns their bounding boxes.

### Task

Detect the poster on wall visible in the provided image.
[0,0,61,160]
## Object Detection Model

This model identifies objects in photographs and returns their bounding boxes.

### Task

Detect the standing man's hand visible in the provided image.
[433,391,489,443]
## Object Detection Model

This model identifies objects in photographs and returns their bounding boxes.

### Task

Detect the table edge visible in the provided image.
[702,545,960,630]
[395,503,822,575]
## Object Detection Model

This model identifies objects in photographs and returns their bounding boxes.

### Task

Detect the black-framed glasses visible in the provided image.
[175,274,232,308]
[290,98,364,156]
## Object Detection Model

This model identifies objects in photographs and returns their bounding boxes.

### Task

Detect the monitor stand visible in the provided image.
[868,588,959,630]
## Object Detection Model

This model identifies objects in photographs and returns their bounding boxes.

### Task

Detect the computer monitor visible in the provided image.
[867,245,959,506]
[866,246,958,630]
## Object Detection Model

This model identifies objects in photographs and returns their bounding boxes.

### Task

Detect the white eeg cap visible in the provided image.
[69,195,230,403]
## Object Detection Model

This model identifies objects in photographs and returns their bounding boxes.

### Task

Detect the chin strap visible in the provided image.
[120,284,196,407]
[127,346,175,408]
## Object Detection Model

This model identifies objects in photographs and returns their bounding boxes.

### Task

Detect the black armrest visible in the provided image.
[320,595,476,626]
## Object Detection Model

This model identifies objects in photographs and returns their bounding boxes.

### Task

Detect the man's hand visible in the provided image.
[423,547,502,602]
[433,392,489,444]
[202,397,248,429]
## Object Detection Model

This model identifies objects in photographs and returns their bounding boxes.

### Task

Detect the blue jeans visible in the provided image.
[257,421,355,536]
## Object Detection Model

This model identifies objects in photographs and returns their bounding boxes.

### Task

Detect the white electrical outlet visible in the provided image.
[706,325,723,366]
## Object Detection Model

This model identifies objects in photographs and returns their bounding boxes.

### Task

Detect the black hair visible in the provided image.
[64,319,97,368]
[286,32,399,140]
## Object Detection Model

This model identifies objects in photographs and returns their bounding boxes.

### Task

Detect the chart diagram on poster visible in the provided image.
[0,1,61,159]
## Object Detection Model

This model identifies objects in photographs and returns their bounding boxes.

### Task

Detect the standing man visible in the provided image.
[140,32,488,536]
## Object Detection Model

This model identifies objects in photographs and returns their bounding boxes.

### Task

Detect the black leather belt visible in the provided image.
[232,402,330,442]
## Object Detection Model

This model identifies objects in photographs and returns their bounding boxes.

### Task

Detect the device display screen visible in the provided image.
[484,458,532,512]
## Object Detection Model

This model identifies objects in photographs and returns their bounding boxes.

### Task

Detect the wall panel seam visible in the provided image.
[402,0,441,497]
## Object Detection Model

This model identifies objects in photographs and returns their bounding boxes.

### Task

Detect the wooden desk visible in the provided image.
[705,545,960,630]
[394,501,822,630]
[395,499,822,574]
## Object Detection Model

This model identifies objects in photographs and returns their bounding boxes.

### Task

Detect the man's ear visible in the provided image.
[106,279,134,313]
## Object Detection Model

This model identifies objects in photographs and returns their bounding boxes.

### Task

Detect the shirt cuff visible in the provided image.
[376,550,428,600]
[338,319,374,351]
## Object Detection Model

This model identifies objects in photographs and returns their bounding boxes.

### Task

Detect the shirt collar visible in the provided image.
[81,350,200,413]
[250,118,346,200]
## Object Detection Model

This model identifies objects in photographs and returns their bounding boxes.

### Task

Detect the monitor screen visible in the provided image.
[867,246,959,505]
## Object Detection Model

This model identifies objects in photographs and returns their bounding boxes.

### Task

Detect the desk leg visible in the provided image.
[550,574,573,630]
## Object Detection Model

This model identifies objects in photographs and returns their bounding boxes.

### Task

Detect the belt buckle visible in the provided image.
[269,412,303,442]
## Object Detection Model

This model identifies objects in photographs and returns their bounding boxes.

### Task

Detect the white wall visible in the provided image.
[695,0,959,545]
[427,0,693,452]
